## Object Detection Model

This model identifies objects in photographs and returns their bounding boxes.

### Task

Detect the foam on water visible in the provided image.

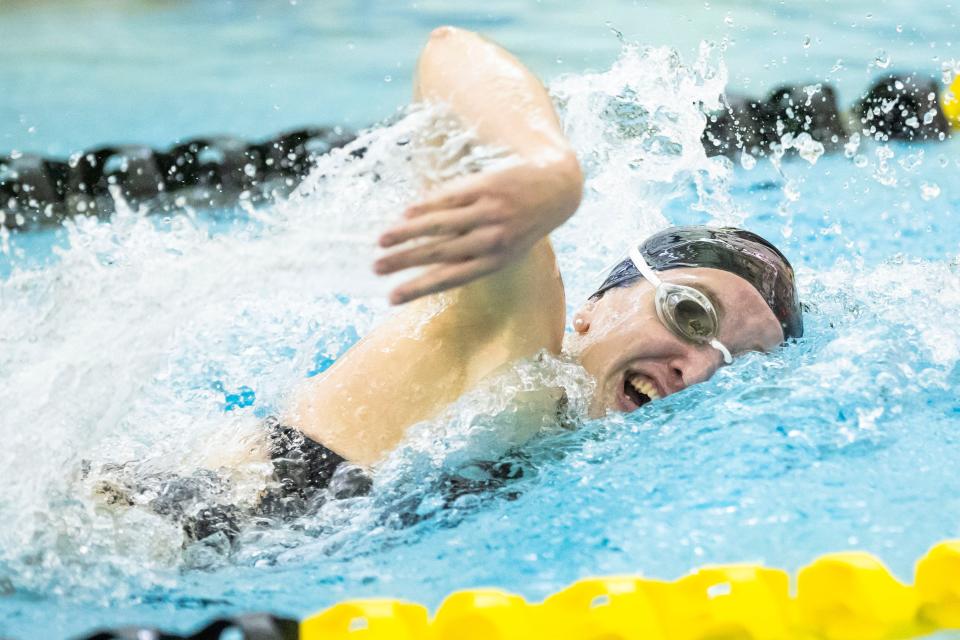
[2,38,960,638]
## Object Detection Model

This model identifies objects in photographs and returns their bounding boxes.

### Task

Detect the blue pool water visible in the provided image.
[2,2,960,638]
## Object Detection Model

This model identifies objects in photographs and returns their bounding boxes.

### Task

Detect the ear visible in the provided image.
[572,301,596,335]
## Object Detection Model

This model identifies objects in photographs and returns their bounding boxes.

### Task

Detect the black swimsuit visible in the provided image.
[91,418,372,546]
[93,417,527,547]
[256,417,372,518]
[183,419,374,544]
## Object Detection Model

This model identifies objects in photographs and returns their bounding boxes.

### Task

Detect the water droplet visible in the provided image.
[784,180,800,202]
[740,152,756,170]
[605,21,625,42]
[896,24,903,33]
[874,50,891,69]
[384,75,393,83]
[724,14,734,26]
[920,182,941,200]
[802,35,811,49]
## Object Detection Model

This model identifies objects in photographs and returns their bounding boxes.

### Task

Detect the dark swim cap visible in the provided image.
[591,225,803,341]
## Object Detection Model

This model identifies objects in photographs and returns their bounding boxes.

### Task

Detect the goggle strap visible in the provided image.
[629,244,663,288]
[709,338,733,365]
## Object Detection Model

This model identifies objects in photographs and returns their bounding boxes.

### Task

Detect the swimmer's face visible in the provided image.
[568,267,784,417]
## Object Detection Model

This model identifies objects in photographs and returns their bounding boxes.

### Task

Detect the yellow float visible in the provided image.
[943,73,960,130]
[299,539,960,639]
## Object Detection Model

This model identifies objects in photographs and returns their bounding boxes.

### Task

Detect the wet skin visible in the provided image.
[568,266,786,417]
[278,28,788,470]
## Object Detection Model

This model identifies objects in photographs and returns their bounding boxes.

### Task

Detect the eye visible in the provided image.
[673,299,715,338]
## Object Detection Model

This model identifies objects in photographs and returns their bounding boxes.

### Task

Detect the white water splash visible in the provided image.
[0,40,747,598]
[549,40,737,300]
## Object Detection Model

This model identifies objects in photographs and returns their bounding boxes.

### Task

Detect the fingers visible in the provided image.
[404,175,483,218]
[390,256,501,305]
[374,227,502,275]
[379,204,486,248]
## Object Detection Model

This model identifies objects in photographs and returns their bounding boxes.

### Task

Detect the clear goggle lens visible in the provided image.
[630,244,732,364]
[655,284,720,343]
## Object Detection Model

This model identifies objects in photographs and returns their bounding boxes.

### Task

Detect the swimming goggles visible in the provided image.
[628,244,733,364]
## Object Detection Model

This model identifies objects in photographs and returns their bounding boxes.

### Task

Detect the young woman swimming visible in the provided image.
[96,27,802,540]
[279,26,801,467]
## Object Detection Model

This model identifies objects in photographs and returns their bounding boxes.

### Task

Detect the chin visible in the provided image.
[583,389,606,418]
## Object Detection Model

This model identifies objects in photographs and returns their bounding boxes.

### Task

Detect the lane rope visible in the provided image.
[0,127,356,230]
[73,539,960,640]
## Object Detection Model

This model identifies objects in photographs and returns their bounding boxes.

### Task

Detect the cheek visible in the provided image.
[589,314,665,365]
[572,335,608,377]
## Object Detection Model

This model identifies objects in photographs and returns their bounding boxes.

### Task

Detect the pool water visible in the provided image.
[2,2,960,639]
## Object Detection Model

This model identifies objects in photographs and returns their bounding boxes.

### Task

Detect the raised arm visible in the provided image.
[375,26,583,304]
[289,29,577,466]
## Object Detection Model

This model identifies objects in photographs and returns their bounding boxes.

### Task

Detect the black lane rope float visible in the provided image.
[2,72,958,232]
[76,612,298,640]
[0,127,356,230]
[703,71,956,157]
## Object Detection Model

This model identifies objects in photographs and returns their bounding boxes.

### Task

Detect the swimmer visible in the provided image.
[279,29,802,474]
[94,27,802,539]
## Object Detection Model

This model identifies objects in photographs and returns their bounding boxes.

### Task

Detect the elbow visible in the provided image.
[428,26,461,41]
[418,26,474,85]
[424,25,474,51]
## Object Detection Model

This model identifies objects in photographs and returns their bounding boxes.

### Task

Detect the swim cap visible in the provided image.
[591,226,804,341]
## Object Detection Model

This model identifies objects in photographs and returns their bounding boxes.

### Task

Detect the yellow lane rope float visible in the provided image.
[300,539,960,640]
[943,72,960,130]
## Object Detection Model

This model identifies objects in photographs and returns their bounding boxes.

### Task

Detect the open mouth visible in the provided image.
[623,372,661,409]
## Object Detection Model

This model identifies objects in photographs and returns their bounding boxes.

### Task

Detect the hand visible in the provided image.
[374,152,582,305]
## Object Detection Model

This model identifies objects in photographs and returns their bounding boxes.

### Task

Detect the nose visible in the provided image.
[670,344,723,390]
